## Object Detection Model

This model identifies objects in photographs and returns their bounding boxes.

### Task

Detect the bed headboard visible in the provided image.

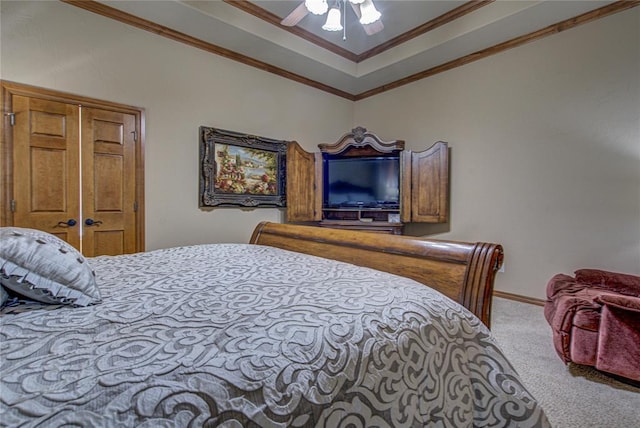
[249,222,504,328]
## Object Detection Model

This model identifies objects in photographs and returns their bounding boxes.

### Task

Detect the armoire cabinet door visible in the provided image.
[10,95,82,248]
[286,141,322,222]
[401,141,449,223]
[81,107,137,257]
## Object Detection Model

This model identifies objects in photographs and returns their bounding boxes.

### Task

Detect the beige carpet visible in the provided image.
[490,297,639,428]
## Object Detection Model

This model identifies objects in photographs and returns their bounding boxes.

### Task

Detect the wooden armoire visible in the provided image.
[1,81,145,256]
[286,127,449,234]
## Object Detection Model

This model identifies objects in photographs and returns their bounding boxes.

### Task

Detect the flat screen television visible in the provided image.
[323,154,400,209]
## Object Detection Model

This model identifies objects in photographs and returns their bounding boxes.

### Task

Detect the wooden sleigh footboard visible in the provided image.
[250,222,504,328]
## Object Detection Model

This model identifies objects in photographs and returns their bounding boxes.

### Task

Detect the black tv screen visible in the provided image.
[323,155,400,208]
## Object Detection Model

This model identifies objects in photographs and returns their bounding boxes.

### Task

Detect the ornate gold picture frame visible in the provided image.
[199,127,287,207]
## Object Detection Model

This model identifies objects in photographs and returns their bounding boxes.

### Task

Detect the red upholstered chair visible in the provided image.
[544,269,640,383]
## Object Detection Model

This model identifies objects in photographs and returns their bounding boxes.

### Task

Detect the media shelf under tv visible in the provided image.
[323,207,399,222]
[320,208,403,234]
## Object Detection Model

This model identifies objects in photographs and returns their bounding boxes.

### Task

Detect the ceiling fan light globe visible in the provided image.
[322,7,343,31]
[359,0,381,24]
[305,0,329,15]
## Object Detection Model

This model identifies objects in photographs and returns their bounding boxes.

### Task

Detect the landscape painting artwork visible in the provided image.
[199,127,287,208]
[214,144,277,195]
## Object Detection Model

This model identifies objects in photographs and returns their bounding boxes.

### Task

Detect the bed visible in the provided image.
[0,222,549,427]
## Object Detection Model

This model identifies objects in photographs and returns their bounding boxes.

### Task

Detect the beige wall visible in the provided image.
[2,2,638,300]
[354,8,640,298]
[0,0,353,250]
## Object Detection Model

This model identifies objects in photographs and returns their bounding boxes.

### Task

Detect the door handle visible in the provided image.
[84,218,103,226]
[57,219,77,227]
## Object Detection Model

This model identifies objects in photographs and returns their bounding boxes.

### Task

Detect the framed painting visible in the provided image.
[199,127,288,207]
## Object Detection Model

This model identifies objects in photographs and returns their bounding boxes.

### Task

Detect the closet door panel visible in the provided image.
[11,95,81,248]
[81,107,137,257]
[93,230,125,257]
[30,148,66,212]
[94,153,124,211]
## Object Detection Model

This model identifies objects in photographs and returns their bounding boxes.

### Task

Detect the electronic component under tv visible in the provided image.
[323,155,400,209]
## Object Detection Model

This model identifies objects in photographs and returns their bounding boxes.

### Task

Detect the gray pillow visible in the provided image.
[0,227,101,306]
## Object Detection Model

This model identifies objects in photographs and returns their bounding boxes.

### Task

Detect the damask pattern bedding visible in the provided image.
[0,244,549,427]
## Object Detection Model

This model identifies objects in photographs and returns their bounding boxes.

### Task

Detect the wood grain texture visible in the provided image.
[401,142,449,224]
[82,107,138,256]
[1,81,146,254]
[250,221,503,328]
[285,142,322,222]
[318,126,404,155]
[9,95,81,249]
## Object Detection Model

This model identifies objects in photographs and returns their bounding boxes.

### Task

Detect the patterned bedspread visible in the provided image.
[0,244,549,427]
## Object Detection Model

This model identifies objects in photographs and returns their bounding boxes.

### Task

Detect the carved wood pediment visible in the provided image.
[318,126,404,155]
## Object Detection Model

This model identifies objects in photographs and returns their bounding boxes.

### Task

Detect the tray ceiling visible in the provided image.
[85,1,630,99]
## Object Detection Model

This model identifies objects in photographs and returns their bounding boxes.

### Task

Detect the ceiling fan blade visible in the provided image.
[281,2,309,27]
[349,1,383,36]
[363,20,384,35]
[349,1,362,18]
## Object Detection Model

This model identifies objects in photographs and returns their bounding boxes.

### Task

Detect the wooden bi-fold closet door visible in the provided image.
[81,107,137,256]
[2,82,144,257]
[10,95,82,249]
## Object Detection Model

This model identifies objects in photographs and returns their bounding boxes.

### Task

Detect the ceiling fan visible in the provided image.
[281,0,384,36]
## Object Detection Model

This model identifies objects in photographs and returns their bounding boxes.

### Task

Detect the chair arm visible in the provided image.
[546,274,586,299]
[595,293,640,314]
[575,269,640,296]
[544,295,601,363]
